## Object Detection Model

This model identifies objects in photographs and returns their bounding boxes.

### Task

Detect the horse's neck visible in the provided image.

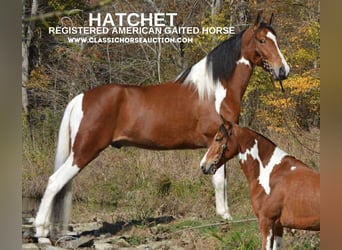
[229,64,253,100]
[238,132,288,193]
[219,65,253,122]
[238,137,261,183]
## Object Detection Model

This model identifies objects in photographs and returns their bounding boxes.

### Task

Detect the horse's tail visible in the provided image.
[50,94,82,238]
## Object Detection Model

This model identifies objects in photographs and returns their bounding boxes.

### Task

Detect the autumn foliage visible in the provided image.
[22,0,320,247]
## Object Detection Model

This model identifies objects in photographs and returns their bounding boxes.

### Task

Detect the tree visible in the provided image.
[22,0,38,114]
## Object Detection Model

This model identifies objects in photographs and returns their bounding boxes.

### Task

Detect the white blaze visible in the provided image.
[266,31,290,76]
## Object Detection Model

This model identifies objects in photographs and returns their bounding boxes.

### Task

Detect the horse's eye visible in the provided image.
[259,39,266,44]
[215,137,222,142]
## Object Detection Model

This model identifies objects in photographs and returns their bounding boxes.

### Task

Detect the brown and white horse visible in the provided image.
[200,121,320,250]
[34,13,290,238]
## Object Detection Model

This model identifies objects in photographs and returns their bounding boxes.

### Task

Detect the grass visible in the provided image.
[22,112,320,249]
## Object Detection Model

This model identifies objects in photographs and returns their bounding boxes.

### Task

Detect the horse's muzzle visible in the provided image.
[278,65,288,80]
[201,163,217,175]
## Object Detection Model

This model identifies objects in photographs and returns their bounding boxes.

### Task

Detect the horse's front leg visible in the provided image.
[212,163,232,220]
[259,217,274,250]
[271,223,283,250]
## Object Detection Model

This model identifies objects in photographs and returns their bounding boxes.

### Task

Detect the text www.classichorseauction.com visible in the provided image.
[49,12,236,44]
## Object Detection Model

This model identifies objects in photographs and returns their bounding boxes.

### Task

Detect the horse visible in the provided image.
[34,12,290,238]
[200,121,320,250]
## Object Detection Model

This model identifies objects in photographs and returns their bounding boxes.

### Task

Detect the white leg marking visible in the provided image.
[34,155,80,237]
[212,165,232,220]
[35,94,84,237]
[236,56,251,67]
[266,229,273,250]
[266,32,290,75]
[214,81,227,114]
[273,236,282,250]
[239,140,287,195]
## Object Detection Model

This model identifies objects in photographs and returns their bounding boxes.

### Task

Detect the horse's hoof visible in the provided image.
[221,213,233,220]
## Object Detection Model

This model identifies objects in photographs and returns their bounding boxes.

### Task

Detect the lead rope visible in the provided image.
[278,80,320,155]
[224,162,228,211]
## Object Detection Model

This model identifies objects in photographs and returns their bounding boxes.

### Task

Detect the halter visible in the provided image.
[253,27,285,93]
[213,124,230,165]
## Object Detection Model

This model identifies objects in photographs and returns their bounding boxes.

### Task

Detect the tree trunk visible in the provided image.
[211,0,223,16]
[22,0,38,114]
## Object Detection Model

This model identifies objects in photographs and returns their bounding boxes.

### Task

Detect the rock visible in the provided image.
[23,217,35,224]
[65,236,94,248]
[22,243,39,250]
[115,238,130,247]
[135,240,177,250]
[94,242,116,250]
[46,246,67,250]
[70,222,102,233]
[38,237,52,245]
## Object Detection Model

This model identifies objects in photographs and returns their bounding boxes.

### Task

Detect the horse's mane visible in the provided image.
[250,128,277,148]
[175,30,245,100]
[207,31,244,84]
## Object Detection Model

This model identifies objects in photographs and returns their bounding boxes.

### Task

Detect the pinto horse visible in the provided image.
[34,13,290,238]
[200,121,320,250]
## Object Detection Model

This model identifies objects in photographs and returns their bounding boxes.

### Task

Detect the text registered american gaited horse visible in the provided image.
[34,13,290,238]
[200,121,320,250]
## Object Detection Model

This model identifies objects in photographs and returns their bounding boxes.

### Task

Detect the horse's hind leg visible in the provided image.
[34,155,80,237]
[212,163,232,220]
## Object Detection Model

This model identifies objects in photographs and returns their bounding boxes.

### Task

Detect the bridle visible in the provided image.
[254,29,285,93]
[213,124,230,166]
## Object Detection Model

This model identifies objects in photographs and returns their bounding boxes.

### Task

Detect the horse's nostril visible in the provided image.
[279,66,287,79]
[201,165,206,171]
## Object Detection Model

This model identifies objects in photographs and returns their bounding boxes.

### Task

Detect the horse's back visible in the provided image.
[75,82,219,150]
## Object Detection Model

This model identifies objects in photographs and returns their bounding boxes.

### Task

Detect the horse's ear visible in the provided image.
[219,114,228,125]
[226,120,233,136]
[268,13,274,26]
[254,11,263,27]
[220,115,233,136]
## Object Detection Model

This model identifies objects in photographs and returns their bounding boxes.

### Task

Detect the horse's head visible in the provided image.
[200,121,239,175]
[243,12,290,81]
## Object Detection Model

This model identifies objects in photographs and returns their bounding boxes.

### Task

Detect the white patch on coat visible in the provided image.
[238,139,288,195]
[236,56,251,67]
[69,94,84,147]
[214,82,227,113]
[291,166,296,171]
[266,32,290,76]
[54,93,84,170]
[177,56,216,100]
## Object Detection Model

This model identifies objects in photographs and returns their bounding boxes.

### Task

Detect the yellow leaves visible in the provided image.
[27,66,51,89]
[285,75,320,95]
[255,75,320,133]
